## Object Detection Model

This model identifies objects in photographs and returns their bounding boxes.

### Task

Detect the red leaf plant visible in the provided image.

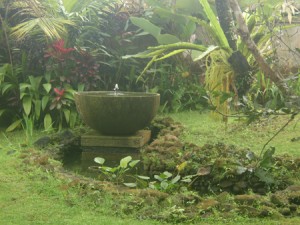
[44,39,74,60]
[50,87,67,110]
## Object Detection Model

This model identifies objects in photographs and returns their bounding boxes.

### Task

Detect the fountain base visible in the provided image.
[79,130,151,169]
[81,130,151,148]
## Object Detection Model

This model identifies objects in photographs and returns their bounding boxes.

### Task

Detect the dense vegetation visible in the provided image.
[1,0,299,132]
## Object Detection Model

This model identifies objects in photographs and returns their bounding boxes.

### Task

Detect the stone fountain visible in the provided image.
[74,85,160,165]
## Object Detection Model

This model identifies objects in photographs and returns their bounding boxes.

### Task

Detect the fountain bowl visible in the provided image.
[74,91,160,135]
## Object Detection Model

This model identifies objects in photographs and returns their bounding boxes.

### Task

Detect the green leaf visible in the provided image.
[129,159,140,168]
[43,83,52,93]
[183,19,196,38]
[94,157,105,165]
[154,174,164,182]
[192,45,219,61]
[155,49,185,61]
[255,167,275,184]
[19,83,31,91]
[64,93,74,101]
[2,83,13,94]
[6,119,22,132]
[69,110,77,128]
[34,100,41,120]
[22,96,32,116]
[123,183,137,188]
[137,175,150,180]
[42,96,49,110]
[130,17,161,38]
[157,34,180,45]
[44,114,52,130]
[163,171,173,178]
[160,181,169,190]
[259,147,275,168]
[120,156,132,168]
[171,175,181,184]
[0,109,5,117]
[29,76,42,91]
[20,92,27,100]
[63,109,70,123]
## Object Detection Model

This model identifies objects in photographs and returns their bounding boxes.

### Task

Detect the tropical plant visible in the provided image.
[90,156,141,186]
[123,0,236,117]
[149,171,181,193]
[248,72,285,110]
[124,0,299,117]
[8,0,76,41]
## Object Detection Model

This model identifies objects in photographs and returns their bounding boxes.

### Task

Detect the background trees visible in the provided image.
[0,0,299,131]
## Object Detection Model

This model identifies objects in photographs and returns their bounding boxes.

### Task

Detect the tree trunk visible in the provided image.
[215,0,236,50]
[229,0,291,95]
[215,0,252,96]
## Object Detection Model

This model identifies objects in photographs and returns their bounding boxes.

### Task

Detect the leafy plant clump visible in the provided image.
[141,117,300,195]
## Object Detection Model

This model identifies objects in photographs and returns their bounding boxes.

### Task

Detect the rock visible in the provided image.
[258,206,283,219]
[138,189,169,201]
[219,180,234,188]
[237,205,260,217]
[232,181,248,193]
[279,207,292,216]
[216,191,232,203]
[197,199,219,210]
[34,136,51,148]
[234,194,261,205]
[270,193,289,207]
[286,185,300,192]
[288,191,300,205]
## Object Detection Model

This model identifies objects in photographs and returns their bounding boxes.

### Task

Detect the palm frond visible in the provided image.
[11,17,75,41]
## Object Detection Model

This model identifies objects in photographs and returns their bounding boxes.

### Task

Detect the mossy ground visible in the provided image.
[1,111,300,224]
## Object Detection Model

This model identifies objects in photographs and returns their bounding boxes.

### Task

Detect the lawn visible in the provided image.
[0,111,300,225]
[170,111,300,157]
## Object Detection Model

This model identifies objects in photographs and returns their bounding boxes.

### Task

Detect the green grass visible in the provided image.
[169,111,300,157]
[0,132,163,225]
[1,111,300,224]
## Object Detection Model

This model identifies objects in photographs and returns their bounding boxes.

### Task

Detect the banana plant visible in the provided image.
[124,0,231,78]
[124,0,233,118]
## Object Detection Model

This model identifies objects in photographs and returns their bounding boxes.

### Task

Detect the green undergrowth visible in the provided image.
[1,111,300,224]
[0,133,162,225]
[169,111,300,157]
